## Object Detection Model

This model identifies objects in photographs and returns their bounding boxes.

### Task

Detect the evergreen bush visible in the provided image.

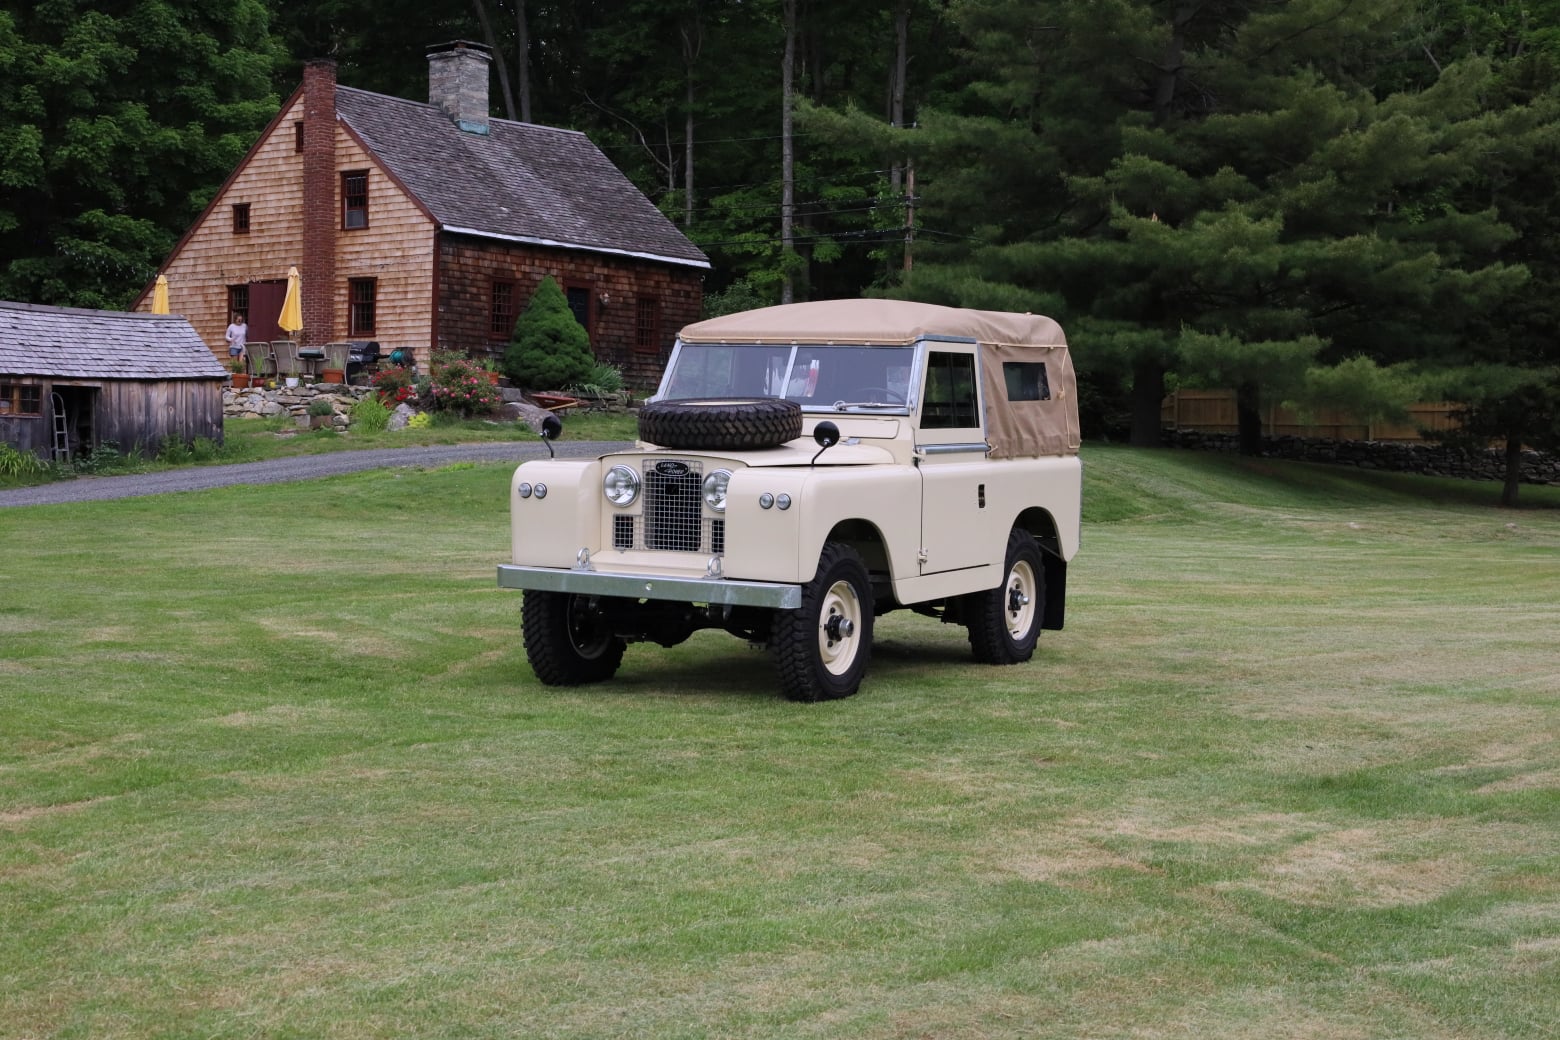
[503,276,595,390]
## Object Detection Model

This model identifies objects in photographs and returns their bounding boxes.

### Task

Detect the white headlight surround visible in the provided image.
[702,469,733,512]
[603,465,641,507]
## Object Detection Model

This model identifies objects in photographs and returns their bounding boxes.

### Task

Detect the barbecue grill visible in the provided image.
[345,341,380,378]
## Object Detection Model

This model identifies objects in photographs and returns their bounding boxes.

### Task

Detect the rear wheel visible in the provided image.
[966,529,1044,664]
[771,542,873,702]
[522,590,626,685]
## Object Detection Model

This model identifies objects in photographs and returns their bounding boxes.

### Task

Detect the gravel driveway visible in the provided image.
[0,440,632,508]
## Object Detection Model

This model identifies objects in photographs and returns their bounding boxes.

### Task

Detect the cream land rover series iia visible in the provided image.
[498,299,1081,701]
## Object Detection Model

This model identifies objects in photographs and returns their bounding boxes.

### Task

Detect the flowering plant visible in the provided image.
[372,367,417,406]
[426,357,503,416]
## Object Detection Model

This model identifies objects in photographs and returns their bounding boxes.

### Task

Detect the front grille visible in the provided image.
[644,460,704,551]
[612,514,635,550]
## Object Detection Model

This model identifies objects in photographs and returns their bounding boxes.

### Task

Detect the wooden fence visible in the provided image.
[1161,390,1458,443]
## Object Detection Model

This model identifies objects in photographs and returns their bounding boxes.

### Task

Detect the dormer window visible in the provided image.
[342,171,368,229]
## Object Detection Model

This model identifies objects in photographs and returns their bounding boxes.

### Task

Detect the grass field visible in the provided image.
[2,446,1556,1039]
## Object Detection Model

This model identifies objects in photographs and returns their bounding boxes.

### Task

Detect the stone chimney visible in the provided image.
[301,58,338,348]
[427,41,492,135]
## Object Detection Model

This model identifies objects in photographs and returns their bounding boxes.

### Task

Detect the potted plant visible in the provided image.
[306,397,335,429]
[227,357,251,389]
[479,357,502,385]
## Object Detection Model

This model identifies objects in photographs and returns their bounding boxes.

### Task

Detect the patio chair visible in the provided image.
[247,342,274,381]
[273,340,302,383]
[322,342,351,382]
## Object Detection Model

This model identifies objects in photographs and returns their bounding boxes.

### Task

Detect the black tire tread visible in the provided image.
[966,528,1045,665]
[638,398,803,450]
[522,590,626,685]
[771,542,873,702]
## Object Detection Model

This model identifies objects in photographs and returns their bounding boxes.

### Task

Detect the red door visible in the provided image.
[248,280,287,342]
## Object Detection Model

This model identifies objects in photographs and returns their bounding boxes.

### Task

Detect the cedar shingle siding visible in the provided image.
[135,43,706,384]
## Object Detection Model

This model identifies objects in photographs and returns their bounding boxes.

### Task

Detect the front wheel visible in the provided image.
[966,528,1045,665]
[522,590,626,685]
[771,542,874,702]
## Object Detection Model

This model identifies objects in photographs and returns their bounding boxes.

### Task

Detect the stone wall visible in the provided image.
[1163,430,1560,486]
[224,383,372,428]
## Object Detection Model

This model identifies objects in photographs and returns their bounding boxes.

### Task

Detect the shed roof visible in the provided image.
[336,87,710,270]
[0,300,227,380]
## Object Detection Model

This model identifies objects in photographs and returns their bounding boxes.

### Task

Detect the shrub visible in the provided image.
[407,411,433,429]
[567,361,625,397]
[426,356,503,416]
[0,443,46,479]
[307,398,335,417]
[350,394,391,432]
[73,441,126,475]
[372,367,417,407]
[503,276,594,390]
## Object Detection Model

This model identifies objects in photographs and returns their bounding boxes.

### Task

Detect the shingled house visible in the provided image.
[0,300,226,462]
[134,42,708,387]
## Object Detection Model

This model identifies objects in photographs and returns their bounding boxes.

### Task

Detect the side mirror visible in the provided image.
[541,414,562,457]
[810,420,840,465]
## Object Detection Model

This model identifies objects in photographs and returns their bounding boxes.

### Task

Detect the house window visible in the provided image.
[0,382,42,416]
[232,203,250,234]
[349,278,377,335]
[565,286,591,331]
[491,280,516,338]
[294,120,304,153]
[227,284,249,324]
[635,297,661,354]
[342,171,368,229]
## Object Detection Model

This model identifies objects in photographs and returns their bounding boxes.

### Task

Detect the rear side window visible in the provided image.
[1003,361,1050,401]
[921,351,979,428]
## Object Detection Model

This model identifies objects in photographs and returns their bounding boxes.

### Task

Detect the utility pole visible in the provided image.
[902,161,915,273]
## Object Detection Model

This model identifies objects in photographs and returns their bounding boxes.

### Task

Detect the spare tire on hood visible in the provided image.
[638,398,803,451]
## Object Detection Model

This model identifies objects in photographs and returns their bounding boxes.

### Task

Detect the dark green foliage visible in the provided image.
[503,277,594,391]
[0,0,282,308]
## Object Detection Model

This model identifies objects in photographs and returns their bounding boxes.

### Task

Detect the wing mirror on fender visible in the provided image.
[811,420,840,466]
[541,414,562,458]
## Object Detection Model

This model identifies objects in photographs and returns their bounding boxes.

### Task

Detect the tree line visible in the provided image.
[2,0,1556,501]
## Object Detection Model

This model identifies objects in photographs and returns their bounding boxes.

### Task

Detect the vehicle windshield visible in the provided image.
[659,342,916,412]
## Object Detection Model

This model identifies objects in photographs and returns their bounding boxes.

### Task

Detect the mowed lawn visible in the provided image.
[2,446,1556,1039]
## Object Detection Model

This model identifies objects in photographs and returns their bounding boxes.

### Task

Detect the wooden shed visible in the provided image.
[0,300,227,463]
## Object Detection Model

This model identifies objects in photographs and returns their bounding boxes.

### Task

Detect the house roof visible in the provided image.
[335,87,710,270]
[0,300,226,380]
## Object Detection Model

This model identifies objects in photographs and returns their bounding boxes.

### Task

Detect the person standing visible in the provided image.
[225,314,248,361]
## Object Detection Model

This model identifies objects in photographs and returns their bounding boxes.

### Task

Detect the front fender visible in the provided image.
[510,459,602,568]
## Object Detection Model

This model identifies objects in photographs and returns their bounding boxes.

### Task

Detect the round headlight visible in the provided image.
[759,492,775,509]
[516,482,532,499]
[603,465,641,507]
[776,493,792,510]
[702,469,732,512]
[534,483,548,500]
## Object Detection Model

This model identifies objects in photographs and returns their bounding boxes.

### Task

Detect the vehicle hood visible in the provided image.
[624,439,898,468]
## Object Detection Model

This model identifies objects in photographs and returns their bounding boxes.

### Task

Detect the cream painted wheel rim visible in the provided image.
[1005,560,1037,640]
[817,579,864,676]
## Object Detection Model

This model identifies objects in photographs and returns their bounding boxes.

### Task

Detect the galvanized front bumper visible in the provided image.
[497,564,802,609]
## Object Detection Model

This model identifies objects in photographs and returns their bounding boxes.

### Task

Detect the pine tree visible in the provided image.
[503,277,595,390]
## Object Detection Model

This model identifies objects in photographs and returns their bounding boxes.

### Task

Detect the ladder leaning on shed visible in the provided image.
[51,392,68,462]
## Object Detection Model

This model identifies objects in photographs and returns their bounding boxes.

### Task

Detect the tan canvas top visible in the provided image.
[679,300,1079,458]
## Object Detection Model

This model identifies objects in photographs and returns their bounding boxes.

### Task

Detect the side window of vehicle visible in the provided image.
[921,351,979,429]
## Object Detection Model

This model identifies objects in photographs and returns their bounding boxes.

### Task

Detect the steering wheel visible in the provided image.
[843,386,905,404]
